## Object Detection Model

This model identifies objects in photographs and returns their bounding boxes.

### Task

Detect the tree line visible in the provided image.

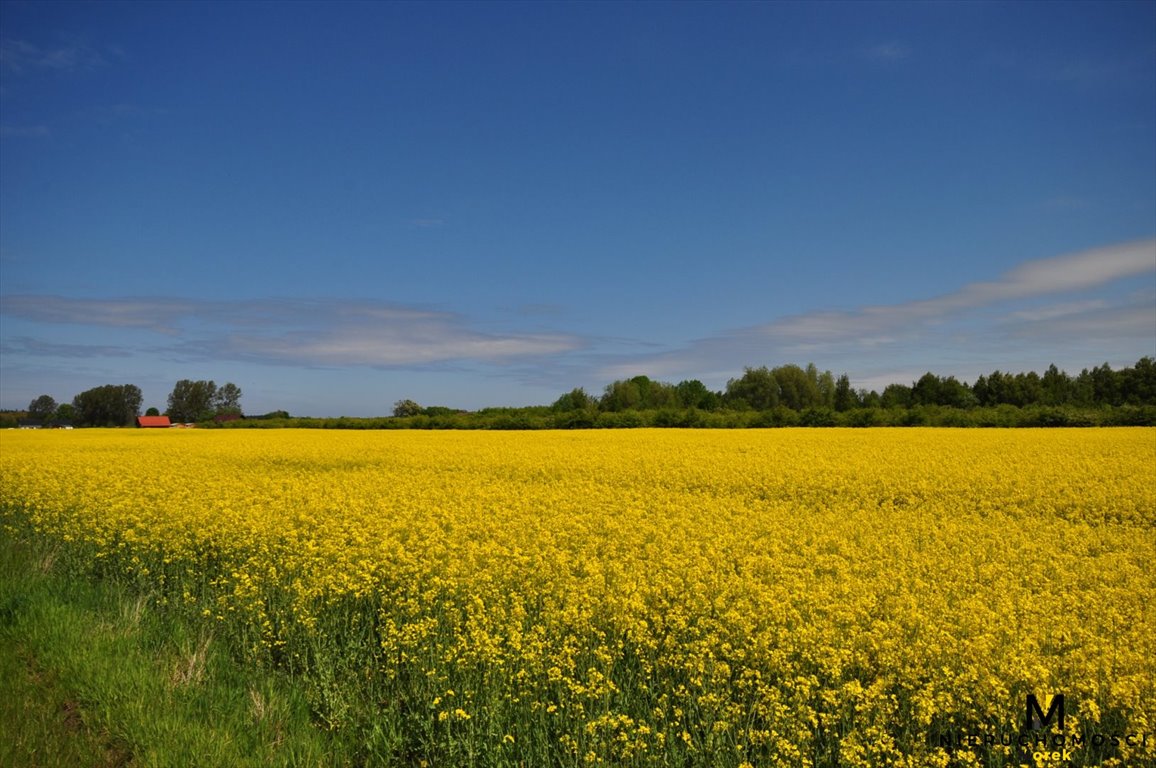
[231,356,1156,430]
[8,380,243,428]
[567,358,1156,414]
[7,359,1155,430]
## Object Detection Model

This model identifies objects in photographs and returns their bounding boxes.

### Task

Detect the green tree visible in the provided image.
[600,379,641,411]
[552,388,594,412]
[972,374,991,406]
[1014,371,1043,407]
[27,394,57,424]
[54,403,76,425]
[392,399,422,417]
[640,377,677,409]
[1072,368,1095,406]
[675,379,720,410]
[911,373,942,406]
[72,384,143,427]
[599,376,680,411]
[725,367,779,411]
[819,372,836,408]
[939,376,976,408]
[1089,364,1119,406]
[1120,356,1156,405]
[880,383,912,409]
[773,364,821,410]
[214,382,243,414]
[833,374,857,412]
[167,380,218,422]
[1040,364,1072,406]
[978,370,1014,406]
[858,388,881,409]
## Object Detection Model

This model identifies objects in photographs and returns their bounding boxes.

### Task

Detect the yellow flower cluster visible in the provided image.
[2,428,1153,766]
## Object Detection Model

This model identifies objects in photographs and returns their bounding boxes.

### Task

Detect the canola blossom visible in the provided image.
[1,428,1154,767]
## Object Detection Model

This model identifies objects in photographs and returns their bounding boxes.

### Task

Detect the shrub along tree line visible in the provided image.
[16,384,144,428]
[538,358,1156,427]
[8,359,1154,429]
[166,380,242,423]
[8,380,242,428]
[219,357,1155,429]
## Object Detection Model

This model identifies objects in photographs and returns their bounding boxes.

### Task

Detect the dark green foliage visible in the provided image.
[724,367,779,410]
[168,379,215,422]
[420,406,460,418]
[181,357,1156,430]
[552,388,595,412]
[215,382,243,414]
[27,357,1156,431]
[392,399,423,418]
[249,410,291,420]
[52,403,75,425]
[880,383,913,409]
[1121,356,1156,404]
[911,373,976,408]
[798,407,837,427]
[600,375,679,411]
[833,374,857,412]
[26,395,56,425]
[780,364,822,410]
[594,410,644,428]
[72,384,143,427]
[845,407,884,427]
[167,379,242,422]
[675,379,720,410]
[553,409,598,429]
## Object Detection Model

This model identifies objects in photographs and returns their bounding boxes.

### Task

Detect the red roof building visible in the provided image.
[137,415,172,428]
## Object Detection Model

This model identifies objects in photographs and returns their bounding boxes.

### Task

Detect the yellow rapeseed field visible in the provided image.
[2,428,1153,767]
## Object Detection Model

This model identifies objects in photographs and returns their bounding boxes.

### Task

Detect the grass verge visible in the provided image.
[0,532,338,768]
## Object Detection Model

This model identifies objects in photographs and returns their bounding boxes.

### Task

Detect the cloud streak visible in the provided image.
[595,239,1156,382]
[0,336,135,359]
[0,123,50,139]
[864,42,911,62]
[0,295,198,333]
[2,240,1152,394]
[0,297,586,368]
[0,38,108,73]
[772,239,1154,340]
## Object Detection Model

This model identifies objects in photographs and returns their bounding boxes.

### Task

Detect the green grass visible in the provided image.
[0,533,337,768]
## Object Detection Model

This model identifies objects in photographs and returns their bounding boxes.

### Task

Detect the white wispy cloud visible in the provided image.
[0,336,135,359]
[0,38,108,73]
[0,296,585,368]
[3,241,1152,392]
[758,238,1155,342]
[1002,295,1156,342]
[990,44,1156,91]
[594,239,1156,384]
[0,123,50,138]
[0,295,198,333]
[1039,195,1091,212]
[1007,299,1107,323]
[863,42,911,62]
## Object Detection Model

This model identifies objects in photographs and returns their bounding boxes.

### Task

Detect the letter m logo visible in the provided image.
[1025,693,1065,731]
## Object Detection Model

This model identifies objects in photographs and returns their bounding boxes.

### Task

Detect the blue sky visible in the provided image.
[2,0,1154,416]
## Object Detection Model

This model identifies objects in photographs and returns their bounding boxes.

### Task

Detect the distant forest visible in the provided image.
[5,357,1154,430]
[235,357,1155,429]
